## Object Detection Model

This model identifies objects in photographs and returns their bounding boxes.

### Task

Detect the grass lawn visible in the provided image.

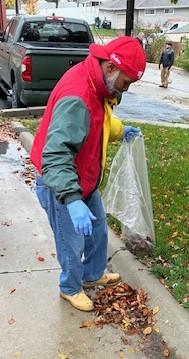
[19,119,189,308]
[91,25,119,38]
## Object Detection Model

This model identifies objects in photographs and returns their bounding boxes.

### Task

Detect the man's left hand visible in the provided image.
[123,126,141,142]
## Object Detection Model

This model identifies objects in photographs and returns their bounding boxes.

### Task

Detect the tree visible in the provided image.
[5,0,15,9]
[170,0,178,3]
[24,0,38,14]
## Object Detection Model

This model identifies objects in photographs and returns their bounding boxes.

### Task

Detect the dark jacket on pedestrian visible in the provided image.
[159,47,174,69]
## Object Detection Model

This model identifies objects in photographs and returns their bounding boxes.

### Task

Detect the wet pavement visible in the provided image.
[114,91,189,123]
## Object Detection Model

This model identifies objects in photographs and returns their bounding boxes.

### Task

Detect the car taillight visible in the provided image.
[21,55,32,82]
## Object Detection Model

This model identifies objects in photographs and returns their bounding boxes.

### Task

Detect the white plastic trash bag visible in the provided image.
[103,135,155,256]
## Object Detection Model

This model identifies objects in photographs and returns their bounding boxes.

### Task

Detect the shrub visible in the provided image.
[145,36,167,63]
[176,38,189,71]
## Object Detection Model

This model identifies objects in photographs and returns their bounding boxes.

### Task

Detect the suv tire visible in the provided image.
[0,87,7,100]
[12,83,23,108]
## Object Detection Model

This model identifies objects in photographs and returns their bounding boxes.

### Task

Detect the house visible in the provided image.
[98,0,189,30]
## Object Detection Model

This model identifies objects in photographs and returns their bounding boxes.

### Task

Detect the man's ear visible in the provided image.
[101,60,117,76]
[106,61,117,74]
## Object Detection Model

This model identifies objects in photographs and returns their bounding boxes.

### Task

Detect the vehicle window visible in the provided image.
[170,24,178,30]
[4,21,13,41]
[20,20,91,43]
[6,20,18,43]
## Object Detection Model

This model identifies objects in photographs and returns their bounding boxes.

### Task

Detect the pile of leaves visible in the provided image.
[0,120,17,141]
[20,158,36,187]
[82,283,158,336]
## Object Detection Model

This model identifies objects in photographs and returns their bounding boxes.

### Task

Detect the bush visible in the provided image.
[145,36,166,63]
[176,38,189,71]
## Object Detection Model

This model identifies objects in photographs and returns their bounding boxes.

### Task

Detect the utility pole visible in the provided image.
[125,0,135,36]
[15,0,19,15]
[0,0,6,31]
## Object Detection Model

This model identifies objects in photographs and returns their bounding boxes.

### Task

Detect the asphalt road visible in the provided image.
[114,91,189,123]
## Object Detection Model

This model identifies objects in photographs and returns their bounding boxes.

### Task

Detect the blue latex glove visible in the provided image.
[123,126,141,142]
[67,200,96,236]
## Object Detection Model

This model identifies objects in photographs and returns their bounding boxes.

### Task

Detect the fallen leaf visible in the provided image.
[154,327,160,333]
[119,351,125,358]
[58,352,69,359]
[8,315,16,325]
[159,214,165,220]
[14,352,21,357]
[163,348,170,357]
[152,306,160,315]
[1,220,12,226]
[171,231,178,238]
[9,288,16,294]
[143,326,152,335]
[80,320,95,329]
[122,318,131,329]
[127,347,135,353]
[37,256,45,262]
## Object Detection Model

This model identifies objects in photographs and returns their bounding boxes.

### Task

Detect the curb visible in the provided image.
[12,121,34,153]
[0,106,45,118]
[108,228,189,359]
[126,118,189,129]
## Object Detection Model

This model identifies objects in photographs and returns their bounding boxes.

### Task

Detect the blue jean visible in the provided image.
[35,176,108,295]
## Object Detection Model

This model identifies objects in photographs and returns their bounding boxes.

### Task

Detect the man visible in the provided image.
[30,36,146,312]
[136,32,145,48]
[159,41,174,88]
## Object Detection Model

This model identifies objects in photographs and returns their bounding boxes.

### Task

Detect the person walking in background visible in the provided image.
[159,41,174,88]
[136,32,145,48]
[30,37,146,312]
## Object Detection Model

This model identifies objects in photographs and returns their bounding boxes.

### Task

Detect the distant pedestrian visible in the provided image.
[136,32,145,48]
[159,42,174,88]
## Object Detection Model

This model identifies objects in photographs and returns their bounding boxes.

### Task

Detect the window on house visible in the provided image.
[144,9,156,15]
[164,8,174,14]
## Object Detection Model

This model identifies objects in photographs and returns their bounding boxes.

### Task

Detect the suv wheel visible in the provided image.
[12,83,23,108]
[0,87,7,100]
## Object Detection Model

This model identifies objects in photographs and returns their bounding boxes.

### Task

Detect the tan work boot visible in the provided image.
[83,273,121,289]
[60,290,94,311]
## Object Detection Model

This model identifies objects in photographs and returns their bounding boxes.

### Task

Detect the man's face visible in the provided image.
[104,70,134,97]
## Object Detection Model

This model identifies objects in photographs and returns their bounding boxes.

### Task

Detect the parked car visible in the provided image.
[0,15,94,107]
[160,20,189,34]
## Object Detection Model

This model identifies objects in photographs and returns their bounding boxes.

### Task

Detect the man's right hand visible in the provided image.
[67,200,96,236]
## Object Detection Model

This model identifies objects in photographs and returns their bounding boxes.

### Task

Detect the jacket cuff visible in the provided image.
[63,192,82,205]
